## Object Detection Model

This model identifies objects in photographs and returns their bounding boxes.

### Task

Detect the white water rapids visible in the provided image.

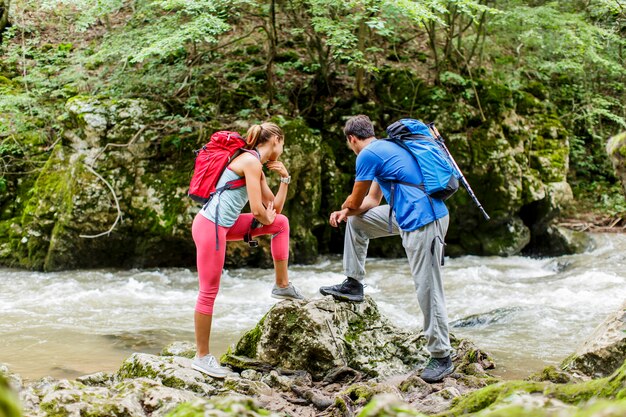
[1,233,625,381]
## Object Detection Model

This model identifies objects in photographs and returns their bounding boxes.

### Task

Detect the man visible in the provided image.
[319,114,453,383]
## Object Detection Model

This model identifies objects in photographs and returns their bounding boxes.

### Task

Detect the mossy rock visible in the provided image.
[441,359,626,416]
[473,217,530,256]
[561,301,626,379]
[222,296,431,380]
[0,373,22,417]
[607,132,626,196]
[116,353,219,396]
[166,396,282,417]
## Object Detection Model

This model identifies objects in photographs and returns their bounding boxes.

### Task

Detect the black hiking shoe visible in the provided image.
[420,355,454,383]
[319,277,364,302]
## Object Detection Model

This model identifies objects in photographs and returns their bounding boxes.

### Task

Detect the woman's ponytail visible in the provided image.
[245,124,263,149]
[244,122,283,150]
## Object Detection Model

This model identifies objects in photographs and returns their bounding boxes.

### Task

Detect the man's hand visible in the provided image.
[329,209,349,227]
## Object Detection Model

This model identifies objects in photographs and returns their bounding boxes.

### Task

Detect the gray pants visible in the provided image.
[343,205,451,358]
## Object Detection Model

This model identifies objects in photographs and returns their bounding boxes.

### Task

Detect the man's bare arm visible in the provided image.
[330,182,384,227]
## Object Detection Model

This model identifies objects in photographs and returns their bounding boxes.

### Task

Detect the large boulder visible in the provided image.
[0,96,327,270]
[222,296,430,380]
[607,131,626,197]
[443,109,573,257]
[561,300,626,378]
[222,296,494,382]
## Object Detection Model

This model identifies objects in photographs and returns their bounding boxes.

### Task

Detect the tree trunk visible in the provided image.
[354,19,367,98]
[0,0,10,45]
[265,0,278,107]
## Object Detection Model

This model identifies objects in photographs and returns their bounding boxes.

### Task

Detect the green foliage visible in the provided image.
[570,181,626,218]
[41,0,125,32]
[87,0,236,65]
[1,0,625,243]
[491,1,625,79]
[488,1,626,184]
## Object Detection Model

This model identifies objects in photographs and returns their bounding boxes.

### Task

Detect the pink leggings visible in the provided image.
[192,212,290,315]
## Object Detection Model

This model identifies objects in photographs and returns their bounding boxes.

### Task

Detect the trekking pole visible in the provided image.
[428,123,490,221]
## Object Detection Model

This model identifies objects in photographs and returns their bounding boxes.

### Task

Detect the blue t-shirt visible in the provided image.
[355,139,448,231]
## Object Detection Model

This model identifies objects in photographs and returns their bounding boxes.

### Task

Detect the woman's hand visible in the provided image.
[266,161,289,178]
[262,201,277,225]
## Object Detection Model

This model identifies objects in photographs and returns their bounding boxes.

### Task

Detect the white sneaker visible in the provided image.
[271,282,304,300]
[191,354,230,378]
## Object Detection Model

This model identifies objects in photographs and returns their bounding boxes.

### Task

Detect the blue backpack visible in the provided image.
[384,118,461,201]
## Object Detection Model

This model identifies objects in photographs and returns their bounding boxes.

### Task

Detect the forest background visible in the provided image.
[0,0,625,271]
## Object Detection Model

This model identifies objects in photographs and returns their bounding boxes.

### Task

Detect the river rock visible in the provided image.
[443,359,626,417]
[355,393,423,416]
[440,101,572,257]
[222,296,432,380]
[161,341,196,359]
[166,396,283,417]
[19,376,201,417]
[607,131,626,196]
[115,353,221,396]
[561,300,626,378]
[222,296,496,383]
[527,225,593,257]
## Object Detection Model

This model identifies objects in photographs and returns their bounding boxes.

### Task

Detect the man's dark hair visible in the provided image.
[344,115,375,140]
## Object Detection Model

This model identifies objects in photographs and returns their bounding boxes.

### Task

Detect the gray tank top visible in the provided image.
[200,168,249,227]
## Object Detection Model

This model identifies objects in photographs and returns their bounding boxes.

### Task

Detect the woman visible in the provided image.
[191,122,303,378]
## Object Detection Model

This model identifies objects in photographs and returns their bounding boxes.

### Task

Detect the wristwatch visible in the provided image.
[280,176,291,184]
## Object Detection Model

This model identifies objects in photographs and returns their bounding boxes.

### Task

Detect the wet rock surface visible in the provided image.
[561,299,626,379]
[223,296,454,380]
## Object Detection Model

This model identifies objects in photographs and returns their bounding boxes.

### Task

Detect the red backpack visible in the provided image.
[188,131,247,205]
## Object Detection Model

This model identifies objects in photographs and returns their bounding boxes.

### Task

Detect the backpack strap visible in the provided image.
[383,180,419,233]
[207,148,261,251]
[381,138,438,232]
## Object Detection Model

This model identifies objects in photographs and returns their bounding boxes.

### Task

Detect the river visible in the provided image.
[1,233,625,381]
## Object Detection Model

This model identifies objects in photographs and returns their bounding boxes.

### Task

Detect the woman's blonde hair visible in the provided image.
[245,122,283,149]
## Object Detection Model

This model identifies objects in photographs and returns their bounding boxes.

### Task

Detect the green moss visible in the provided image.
[346,384,377,405]
[478,81,515,116]
[514,91,542,115]
[522,81,549,101]
[13,145,74,270]
[441,360,626,416]
[165,397,275,417]
[165,402,206,417]
[117,357,160,380]
[232,314,266,359]
[357,396,425,416]
[0,374,22,417]
[445,381,547,416]
[528,365,572,384]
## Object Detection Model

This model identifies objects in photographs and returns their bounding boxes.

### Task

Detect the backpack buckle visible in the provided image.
[244,218,260,248]
[244,232,258,247]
